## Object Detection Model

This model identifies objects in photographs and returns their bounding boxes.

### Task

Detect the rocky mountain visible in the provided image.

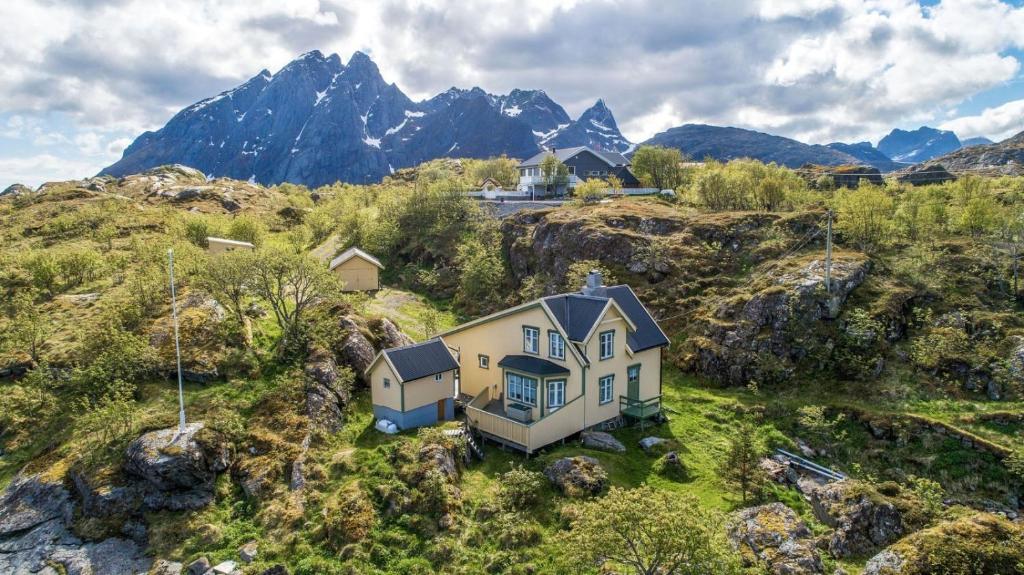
[643,124,859,168]
[922,130,1024,175]
[543,99,633,153]
[826,141,904,172]
[101,51,634,187]
[962,136,995,148]
[877,126,962,164]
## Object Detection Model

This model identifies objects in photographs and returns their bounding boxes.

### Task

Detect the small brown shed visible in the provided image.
[329,247,384,291]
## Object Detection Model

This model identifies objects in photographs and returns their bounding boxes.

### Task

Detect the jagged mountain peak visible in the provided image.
[101,50,635,185]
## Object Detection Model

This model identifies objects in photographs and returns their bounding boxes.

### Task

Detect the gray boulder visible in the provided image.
[186,557,211,575]
[544,456,608,497]
[638,436,667,451]
[123,423,232,511]
[0,473,73,535]
[419,442,460,483]
[581,431,625,452]
[238,541,258,563]
[862,549,904,575]
[334,316,376,379]
[729,503,824,574]
[259,567,289,575]
[370,317,414,349]
[810,481,903,558]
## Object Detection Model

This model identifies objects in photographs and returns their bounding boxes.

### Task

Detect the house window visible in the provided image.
[599,330,615,360]
[599,375,614,404]
[548,331,565,360]
[523,326,540,354]
[383,377,391,389]
[435,373,444,382]
[567,166,576,175]
[479,354,489,369]
[547,379,566,410]
[507,372,538,406]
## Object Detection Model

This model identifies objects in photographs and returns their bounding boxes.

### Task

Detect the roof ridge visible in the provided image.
[384,337,442,353]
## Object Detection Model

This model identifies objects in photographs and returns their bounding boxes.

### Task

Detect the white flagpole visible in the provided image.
[168,248,186,435]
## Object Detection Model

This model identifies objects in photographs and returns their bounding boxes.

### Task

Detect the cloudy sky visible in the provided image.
[3,0,1024,188]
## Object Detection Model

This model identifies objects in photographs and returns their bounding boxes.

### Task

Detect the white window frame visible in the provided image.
[598,374,614,405]
[435,373,444,382]
[599,330,615,360]
[479,354,489,369]
[547,379,566,410]
[383,377,391,389]
[523,326,540,354]
[507,372,538,406]
[548,331,565,360]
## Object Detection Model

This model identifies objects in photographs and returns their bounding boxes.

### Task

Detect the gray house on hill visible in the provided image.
[517,146,641,198]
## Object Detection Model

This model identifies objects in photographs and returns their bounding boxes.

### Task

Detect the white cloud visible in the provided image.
[0,154,104,189]
[940,98,1024,141]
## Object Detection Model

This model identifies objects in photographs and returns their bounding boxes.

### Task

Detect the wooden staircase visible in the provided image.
[445,422,485,463]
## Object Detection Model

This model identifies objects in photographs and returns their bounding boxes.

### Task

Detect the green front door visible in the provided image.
[627,365,640,402]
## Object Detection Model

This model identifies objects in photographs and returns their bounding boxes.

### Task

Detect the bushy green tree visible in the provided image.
[835,185,896,252]
[497,464,544,510]
[252,248,340,349]
[556,486,740,575]
[454,232,505,312]
[228,215,266,247]
[540,154,570,196]
[3,291,50,363]
[718,420,767,503]
[631,145,684,191]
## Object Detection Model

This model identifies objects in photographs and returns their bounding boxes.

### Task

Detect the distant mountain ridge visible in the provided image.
[102,51,634,187]
[878,126,962,164]
[825,141,904,172]
[642,124,860,168]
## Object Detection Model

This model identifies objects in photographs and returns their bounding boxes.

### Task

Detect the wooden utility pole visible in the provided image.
[825,210,833,295]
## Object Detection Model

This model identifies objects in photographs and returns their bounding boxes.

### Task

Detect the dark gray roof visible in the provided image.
[519,146,630,168]
[383,338,458,382]
[604,285,670,352]
[542,294,608,341]
[498,355,571,376]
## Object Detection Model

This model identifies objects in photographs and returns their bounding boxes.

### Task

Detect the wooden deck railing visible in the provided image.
[465,388,530,448]
[619,395,661,422]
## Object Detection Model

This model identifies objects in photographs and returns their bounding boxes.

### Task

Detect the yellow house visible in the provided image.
[206,236,255,255]
[329,247,384,292]
[367,271,669,452]
[366,338,459,430]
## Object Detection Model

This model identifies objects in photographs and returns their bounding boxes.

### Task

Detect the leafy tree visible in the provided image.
[718,420,767,503]
[182,216,213,248]
[631,146,684,191]
[470,156,519,188]
[252,248,340,347]
[797,405,848,456]
[23,252,60,295]
[3,291,50,364]
[540,154,570,197]
[497,464,544,510]
[56,248,104,289]
[556,486,740,575]
[834,185,896,252]
[454,232,505,312]
[199,250,258,345]
[304,209,335,248]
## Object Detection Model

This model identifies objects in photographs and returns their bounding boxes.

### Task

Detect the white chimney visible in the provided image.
[582,269,606,296]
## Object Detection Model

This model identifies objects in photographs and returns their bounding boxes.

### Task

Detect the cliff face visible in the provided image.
[502,200,1024,390]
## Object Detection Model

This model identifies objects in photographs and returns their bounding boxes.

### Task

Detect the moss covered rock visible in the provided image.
[729,502,825,574]
[863,513,1024,574]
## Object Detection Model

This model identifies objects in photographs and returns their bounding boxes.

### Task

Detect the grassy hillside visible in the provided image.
[1,160,1022,574]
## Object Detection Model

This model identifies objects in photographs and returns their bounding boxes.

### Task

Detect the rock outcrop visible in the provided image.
[303,347,351,431]
[696,257,870,385]
[729,503,825,574]
[810,481,904,558]
[544,456,608,497]
[0,473,151,575]
[0,183,34,199]
[862,513,1023,575]
[124,422,233,510]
